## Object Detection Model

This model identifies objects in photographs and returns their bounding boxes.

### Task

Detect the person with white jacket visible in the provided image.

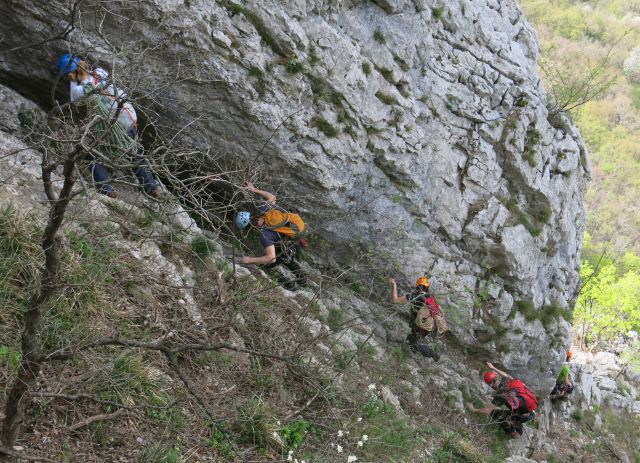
[56,53,160,198]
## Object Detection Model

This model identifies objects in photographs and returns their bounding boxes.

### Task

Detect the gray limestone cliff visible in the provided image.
[0,0,590,391]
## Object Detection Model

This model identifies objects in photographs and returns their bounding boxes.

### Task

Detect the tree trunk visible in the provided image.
[0,157,76,448]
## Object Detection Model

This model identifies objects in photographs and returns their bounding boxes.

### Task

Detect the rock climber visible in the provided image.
[550,350,574,404]
[466,362,538,438]
[236,181,307,289]
[389,276,447,360]
[55,53,161,198]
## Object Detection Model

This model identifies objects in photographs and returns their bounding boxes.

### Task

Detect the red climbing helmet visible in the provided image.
[484,371,497,384]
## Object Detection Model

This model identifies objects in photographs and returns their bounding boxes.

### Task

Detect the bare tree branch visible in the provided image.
[67,408,128,432]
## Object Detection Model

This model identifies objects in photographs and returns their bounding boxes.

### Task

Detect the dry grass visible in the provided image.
[0,200,512,462]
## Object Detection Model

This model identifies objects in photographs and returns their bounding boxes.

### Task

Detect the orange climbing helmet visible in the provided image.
[484,371,497,384]
[566,350,573,360]
[416,276,430,287]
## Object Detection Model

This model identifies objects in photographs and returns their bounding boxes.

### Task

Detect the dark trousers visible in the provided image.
[490,409,525,436]
[264,257,307,287]
[264,243,307,286]
[86,127,158,194]
[87,155,158,194]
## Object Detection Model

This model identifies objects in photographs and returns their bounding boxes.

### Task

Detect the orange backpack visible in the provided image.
[263,209,305,239]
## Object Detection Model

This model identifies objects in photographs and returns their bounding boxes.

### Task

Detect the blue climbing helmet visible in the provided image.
[235,211,251,229]
[56,53,81,75]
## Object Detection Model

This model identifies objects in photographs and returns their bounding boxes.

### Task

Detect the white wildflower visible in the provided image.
[357,440,363,448]
[367,383,376,390]
[277,420,281,426]
[287,455,293,462]
[337,430,344,437]
[348,456,358,463]
[362,434,368,442]
[357,417,362,422]
[272,432,278,438]
[337,445,343,453]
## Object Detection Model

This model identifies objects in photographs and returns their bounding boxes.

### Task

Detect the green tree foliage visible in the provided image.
[575,260,640,347]
[521,0,640,252]
[620,340,640,376]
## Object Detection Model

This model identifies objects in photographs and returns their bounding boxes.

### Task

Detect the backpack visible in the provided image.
[263,209,305,239]
[414,294,441,330]
[413,293,440,316]
[505,379,538,413]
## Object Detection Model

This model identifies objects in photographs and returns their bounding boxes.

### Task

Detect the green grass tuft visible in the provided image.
[375,90,397,105]
[286,55,304,74]
[136,444,184,463]
[221,1,285,56]
[191,235,218,260]
[379,68,395,83]
[312,116,340,137]
[327,308,345,331]
[248,66,263,78]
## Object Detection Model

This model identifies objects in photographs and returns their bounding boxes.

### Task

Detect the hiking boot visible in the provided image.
[283,281,297,291]
[415,343,436,359]
[148,186,162,198]
[99,189,117,199]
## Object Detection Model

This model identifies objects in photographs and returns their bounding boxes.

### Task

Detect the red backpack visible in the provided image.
[411,292,441,318]
[505,379,538,413]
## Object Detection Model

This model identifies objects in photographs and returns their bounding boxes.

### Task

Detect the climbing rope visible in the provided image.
[83,83,137,158]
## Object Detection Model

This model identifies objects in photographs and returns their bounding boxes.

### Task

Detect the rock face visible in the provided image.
[0,0,590,390]
[572,351,640,415]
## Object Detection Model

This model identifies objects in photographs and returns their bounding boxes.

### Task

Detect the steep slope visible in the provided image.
[0,83,523,462]
[0,0,588,440]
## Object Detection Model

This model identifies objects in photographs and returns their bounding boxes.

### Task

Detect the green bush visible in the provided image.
[373,29,385,44]
[281,418,309,449]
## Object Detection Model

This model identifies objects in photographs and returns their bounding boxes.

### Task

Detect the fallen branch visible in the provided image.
[67,408,127,432]
[0,446,57,462]
[283,391,321,421]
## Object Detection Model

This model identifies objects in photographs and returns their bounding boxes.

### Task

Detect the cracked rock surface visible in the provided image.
[0,0,589,390]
